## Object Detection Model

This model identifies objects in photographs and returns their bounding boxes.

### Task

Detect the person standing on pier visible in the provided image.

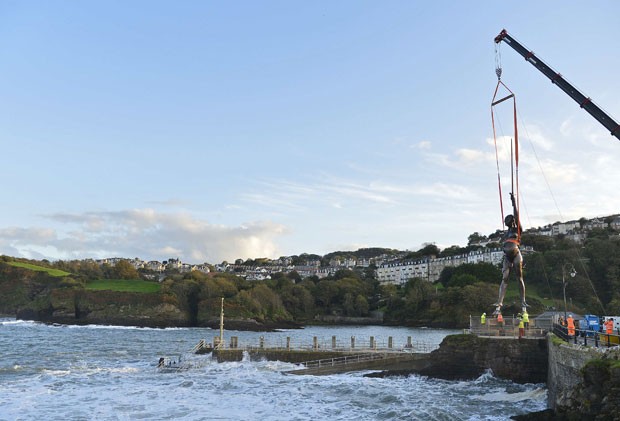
[567,314,575,338]
[518,314,525,338]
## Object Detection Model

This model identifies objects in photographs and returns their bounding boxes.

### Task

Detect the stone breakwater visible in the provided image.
[414,334,548,384]
[546,336,620,419]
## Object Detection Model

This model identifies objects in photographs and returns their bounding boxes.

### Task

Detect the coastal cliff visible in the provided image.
[0,265,294,329]
[14,288,189,327]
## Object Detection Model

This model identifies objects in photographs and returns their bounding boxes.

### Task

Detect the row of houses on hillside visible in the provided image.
[99,214,619,285]
[526,216,620,243]
[376,247,531,285]
[95,257,211,274]
[216,263,360,281]
[217,254,396,281]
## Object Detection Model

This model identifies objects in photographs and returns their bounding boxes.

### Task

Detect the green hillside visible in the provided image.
[85,279,161,293]
[8,261,71,277]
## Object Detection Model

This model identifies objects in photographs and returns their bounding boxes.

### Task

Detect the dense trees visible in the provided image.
[3,229,619,328]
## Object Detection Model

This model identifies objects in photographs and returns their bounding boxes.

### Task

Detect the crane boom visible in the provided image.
[495,29,620,141]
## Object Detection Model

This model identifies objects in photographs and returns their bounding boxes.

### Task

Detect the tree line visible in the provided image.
[2,227,620,327]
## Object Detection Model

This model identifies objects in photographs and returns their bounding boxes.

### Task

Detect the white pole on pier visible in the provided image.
[218,297,224,349]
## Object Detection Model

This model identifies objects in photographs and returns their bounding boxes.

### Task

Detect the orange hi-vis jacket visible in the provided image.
[605,319,614,335]
[567,317,575,336]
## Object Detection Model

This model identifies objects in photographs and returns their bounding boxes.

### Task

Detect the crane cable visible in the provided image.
[494,40,605,313]
[495,39,605,313]
[491,79,520,236]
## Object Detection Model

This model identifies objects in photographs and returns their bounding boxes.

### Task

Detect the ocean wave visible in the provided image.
[0,364,25,374]
[41,368,71,376]
[472,387,547,403]
[1,324,547,419]
[0,318,37,326]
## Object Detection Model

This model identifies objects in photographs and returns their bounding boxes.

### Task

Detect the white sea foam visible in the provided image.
[0,318,37,326]
[473,387,547,403]
[0,321,547,420]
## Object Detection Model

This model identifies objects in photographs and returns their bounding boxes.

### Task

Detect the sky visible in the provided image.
[1,1,620,264]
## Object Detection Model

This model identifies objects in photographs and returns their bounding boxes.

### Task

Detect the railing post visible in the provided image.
[313,336,318,350]
[388,337,393,349]
[286,336,291,350]
[407,336,412,349]
[351,336,355,349]
[332,335,337,349]
[370,336,375,350]
[259,336,264,349]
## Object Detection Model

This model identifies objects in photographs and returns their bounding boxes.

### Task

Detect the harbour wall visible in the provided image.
[546,335,620,411]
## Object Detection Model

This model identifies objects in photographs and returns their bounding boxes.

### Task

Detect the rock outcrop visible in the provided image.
[417,334,548,384]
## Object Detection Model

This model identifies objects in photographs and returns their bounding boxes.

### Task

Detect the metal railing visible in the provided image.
[299,352,395,369]
[552,323,619,348]
[469,315,545,338]
[194,335,439,354]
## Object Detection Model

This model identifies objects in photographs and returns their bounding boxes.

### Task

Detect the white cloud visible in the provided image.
[423,138,500,170]
[417,141,432,150]
[0,210,288,263]
[524,125,554,151]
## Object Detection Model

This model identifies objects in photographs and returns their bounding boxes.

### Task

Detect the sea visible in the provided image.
[0,317,547,420]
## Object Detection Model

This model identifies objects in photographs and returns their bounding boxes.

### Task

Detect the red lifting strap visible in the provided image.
[491,80,520,231]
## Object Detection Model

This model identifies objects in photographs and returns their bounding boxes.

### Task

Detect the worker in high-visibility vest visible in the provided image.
[605,318,614,335]
[481,312,487,325]
[567,314,575,337]
[497,312,504,327]
[522,311,529,330]
[518,314,525,338]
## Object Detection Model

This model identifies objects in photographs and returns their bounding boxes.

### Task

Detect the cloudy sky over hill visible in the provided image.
[1,1,619,263]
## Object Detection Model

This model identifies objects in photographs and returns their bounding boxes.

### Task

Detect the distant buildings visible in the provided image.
[95,257,210,275]
[93,214,620,285]
[376,248,505,285]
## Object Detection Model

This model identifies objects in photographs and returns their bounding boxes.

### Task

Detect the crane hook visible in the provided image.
[495,43,502,80]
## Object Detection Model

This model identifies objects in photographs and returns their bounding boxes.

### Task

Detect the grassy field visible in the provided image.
[503,281,558,309]
[85,279,161,293]
[8,261,71,277]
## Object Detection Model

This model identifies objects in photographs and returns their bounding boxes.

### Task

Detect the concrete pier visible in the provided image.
[194,334,436,374]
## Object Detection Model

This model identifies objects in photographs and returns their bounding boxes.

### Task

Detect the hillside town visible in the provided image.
[95,215,620,285]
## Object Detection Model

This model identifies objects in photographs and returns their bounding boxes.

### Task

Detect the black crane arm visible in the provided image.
[495,29,620,141]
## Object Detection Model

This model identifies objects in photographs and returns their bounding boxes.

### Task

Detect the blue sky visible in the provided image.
[1,1,619,263]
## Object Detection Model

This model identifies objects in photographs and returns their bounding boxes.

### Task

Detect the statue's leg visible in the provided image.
[514,250,527,310]
[495,257,510,312]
